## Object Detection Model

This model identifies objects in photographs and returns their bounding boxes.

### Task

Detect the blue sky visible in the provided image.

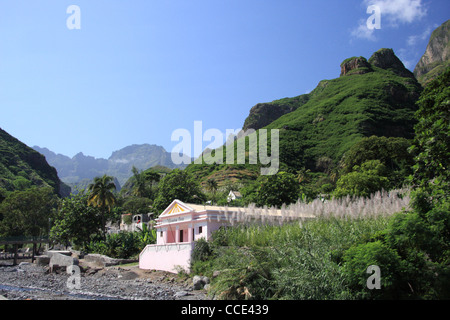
[0,0,448,159]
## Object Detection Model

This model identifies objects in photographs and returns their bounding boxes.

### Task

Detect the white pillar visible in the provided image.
[188,224,193,243]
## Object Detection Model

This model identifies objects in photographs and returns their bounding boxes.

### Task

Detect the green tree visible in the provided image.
[131,166,147,198]
[153,169,205,213]
[340,136,414,188]
[87,175,117,236]
[50,192,104,249]
[122,196,152,215]
[0,187,57,239]
[251,171,300,208]
[334,160,389,198]
[409,68,450,206]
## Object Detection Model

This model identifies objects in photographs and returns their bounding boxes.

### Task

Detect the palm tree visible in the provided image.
[131,166,161,199]
[206,178,218,204]
[131,166,147,198]
[87,175,117,236]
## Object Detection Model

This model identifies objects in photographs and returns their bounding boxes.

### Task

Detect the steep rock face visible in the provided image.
[0,128,69,196]
[414,20,450,86]
[340,57,373,77]
[242,94,309,131]
[369,48,415,79]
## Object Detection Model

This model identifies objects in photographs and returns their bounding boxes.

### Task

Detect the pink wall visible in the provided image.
[139,243,195,273]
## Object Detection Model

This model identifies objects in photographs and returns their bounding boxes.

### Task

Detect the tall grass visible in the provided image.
[194,190,410,300]
[218,188,410,226]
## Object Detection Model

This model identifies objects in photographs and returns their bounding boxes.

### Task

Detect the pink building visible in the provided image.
[139,199,314,273]
[139,200,238,273]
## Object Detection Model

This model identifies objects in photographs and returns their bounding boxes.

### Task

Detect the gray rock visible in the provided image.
[192,275,204,290]
[44,250,72,258]
[174,291,189,297]
[35,255,50,266]
[192,275,209,290]
[202,276,210,284]
[83,253,137,267]
[49,252,78,272]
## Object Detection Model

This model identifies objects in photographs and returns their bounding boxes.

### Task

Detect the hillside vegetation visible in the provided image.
[185,49,422,196]
[0,128,69,197]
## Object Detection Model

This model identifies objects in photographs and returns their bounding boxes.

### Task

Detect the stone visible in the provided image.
[44,250,72,258]
[49,252,78,272]
[192,275,204,290]
[35,255,50,266]
[192,275,210,290]
[174,291,190,297]
[201,276,210,284]
[83,253,137,267]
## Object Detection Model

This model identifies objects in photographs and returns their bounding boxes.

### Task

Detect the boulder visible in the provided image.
[49,252,78,272]
[35,255,50,266]
[44,250,72,258]
[83,253,137,267]
[192,275,210,290]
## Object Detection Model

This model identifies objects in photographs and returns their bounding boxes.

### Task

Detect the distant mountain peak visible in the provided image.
[33,143,189,188]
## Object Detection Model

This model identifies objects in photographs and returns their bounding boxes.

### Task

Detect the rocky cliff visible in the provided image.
[414,19,450,86]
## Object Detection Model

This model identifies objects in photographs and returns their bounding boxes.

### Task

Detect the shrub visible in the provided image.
[342,241,402,299]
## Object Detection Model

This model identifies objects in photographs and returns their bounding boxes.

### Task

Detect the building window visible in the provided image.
[160,231,163,237]
[199,226,203,234]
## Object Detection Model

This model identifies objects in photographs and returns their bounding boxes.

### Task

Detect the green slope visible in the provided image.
[186,49,422,183]
[266,53,421,170]
[0,128,70,196]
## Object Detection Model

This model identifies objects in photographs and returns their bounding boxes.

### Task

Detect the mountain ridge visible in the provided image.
[33,143,191,189]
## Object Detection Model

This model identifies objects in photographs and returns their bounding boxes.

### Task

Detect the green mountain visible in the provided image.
[33,144,190,189]
[265,48,421,170]
[186,48,422,184]
[414,19,450,87]
[0,128,70,197]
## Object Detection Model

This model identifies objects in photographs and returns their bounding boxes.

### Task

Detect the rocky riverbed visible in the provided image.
[0,260,208,300]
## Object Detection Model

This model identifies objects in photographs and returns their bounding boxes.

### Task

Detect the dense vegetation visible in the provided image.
[184,49,422,197]
[0,128,69,197]
[189,69,450,300]
[0,39,448,299]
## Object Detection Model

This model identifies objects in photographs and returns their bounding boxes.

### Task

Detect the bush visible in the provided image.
[334,160,390,198]
[342,241,402,299]
[87,232,141,259]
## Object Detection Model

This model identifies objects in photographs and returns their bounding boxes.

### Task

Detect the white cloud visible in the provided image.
[351,19,377,41]
[365,0,427,25]
[351,0,427,41]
